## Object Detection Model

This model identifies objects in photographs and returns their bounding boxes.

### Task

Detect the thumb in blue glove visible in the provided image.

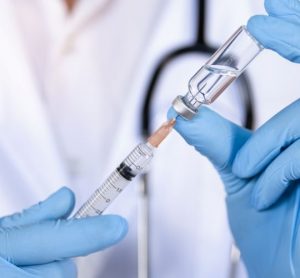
[168,106,300,277]
[0,187,128,278]
[247,0,300,62]
[167,107,250,194]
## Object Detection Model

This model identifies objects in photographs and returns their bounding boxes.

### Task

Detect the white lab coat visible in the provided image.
[0,1,299,278]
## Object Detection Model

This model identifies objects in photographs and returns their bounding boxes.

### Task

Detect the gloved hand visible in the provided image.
[0,187,128,278]
[232,99,300,211]
[168,102,300,278]
[247,0,300,62]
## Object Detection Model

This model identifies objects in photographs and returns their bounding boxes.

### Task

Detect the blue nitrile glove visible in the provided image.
[168,105,300,277]
[232,99,300,211]
[247,0,300,62]
[0,187,128,278]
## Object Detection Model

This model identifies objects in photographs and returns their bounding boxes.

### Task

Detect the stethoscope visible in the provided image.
[138,0,255,278]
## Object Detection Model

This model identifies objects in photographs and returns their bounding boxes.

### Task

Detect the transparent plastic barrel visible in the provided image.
[74,143,154,218]
[74,170,128,218]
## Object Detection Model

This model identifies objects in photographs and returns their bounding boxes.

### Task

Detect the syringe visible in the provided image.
[74,119,175,218]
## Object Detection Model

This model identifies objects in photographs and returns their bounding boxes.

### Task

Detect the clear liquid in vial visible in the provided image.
[185,65,240,109]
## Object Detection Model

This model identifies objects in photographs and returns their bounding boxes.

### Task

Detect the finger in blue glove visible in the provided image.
[247,0,300,62]
[233,99,300,210]
[0,187,75,228]
[0,187,128,277]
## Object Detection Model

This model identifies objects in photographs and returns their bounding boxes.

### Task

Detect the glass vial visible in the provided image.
[172,26,264,119]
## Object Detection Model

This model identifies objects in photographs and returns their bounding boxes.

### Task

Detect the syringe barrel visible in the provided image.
[74,170,128,218]
[172,26,264,119]
[74,143,154,218]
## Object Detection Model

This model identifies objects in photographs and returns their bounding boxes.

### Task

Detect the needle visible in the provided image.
[147,119,176,148]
